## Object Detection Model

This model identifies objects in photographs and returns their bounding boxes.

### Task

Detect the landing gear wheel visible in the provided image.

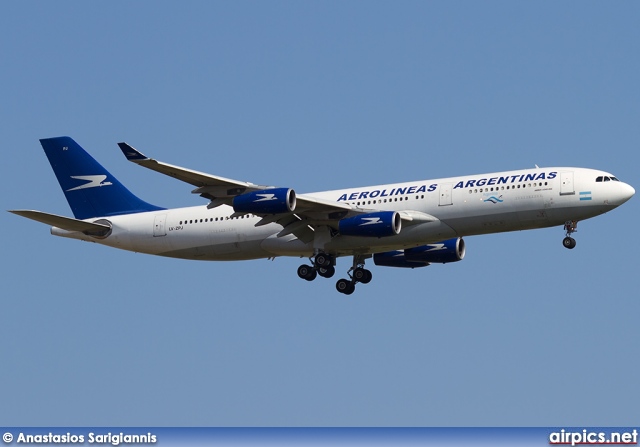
[314,253,332,268]
[353,267,372,284]
[318,265,335,278]
[336,278,355,295]
[297,264,317,281]
[563,237,576,249]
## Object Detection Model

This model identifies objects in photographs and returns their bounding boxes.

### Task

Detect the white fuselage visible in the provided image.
[52,167,635,261]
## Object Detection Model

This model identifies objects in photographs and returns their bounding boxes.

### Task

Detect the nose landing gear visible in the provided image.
[563,220,578,249]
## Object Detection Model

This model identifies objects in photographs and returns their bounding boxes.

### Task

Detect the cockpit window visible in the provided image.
[596,175,621,183]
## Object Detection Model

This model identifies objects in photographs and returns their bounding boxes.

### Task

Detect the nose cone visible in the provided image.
[613,182,635,206]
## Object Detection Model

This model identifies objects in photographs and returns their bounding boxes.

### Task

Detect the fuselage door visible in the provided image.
[560,171,575,196]
[439,183,453,206]
[153,213,167,237]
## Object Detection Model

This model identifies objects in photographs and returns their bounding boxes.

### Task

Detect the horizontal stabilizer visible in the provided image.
[8,210,111,233]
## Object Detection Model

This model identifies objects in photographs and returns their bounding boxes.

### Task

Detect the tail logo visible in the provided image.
[66,175,113,192]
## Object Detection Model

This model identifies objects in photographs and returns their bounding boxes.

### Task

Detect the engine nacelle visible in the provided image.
[405,237,465,264]
[372,250,430,268]
[232,188,296,214]
[373,237,466,268]
[339,211,402,238]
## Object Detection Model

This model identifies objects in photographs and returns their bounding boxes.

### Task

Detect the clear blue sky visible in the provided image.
[1,1,638,426]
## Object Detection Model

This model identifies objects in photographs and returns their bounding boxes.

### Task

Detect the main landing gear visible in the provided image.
[563,220,578,249]
[297,252,336,282]
[335,255,372,295]
[297,253,372,295]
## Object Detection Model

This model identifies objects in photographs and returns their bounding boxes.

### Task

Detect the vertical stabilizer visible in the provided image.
[40,136,164,219]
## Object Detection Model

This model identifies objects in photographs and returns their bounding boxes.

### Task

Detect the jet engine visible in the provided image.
[373,237,465,267]
[232,188,296,214]
[339,211,401,237]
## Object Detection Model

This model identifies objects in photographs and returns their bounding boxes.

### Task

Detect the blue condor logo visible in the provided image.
[453,171,557,189]
[337,184,438,202]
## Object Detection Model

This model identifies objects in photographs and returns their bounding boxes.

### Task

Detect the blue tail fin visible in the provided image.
[40,136,165,219]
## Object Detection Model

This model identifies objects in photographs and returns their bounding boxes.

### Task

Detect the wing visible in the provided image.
[118,143,268,205]
[117,143,437,243]
[119,143,351,210]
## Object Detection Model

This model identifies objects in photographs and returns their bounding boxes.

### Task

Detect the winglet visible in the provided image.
[117,142,148,161]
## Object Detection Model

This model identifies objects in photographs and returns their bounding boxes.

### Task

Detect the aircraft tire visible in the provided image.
[298,264,317,281]
[318,265,335,278]
[315,253,332,268]
[336,278,355,295]
[563,237,576,249]
[354,268,372,284]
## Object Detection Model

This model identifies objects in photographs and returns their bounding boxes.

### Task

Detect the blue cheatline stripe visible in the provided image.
[579,191,592,195]
[580,197,592,201]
